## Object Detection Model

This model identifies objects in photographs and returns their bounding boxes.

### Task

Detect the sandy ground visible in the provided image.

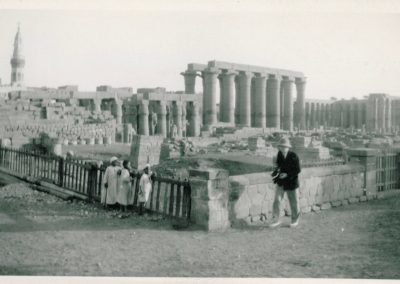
[0,181,400,278]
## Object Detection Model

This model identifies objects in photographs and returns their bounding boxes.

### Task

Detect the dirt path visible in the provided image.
[0,181,399,278]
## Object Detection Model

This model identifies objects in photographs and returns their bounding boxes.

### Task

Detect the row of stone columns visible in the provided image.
[304,101,368,130]
[182,68,306,131]
[137,100,200,138]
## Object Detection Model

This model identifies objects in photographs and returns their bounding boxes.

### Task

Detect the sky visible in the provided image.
[0,0,400,100]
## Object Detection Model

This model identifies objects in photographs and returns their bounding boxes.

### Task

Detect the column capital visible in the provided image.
[254,72,267,79]
[268,74,281,80]
[295,77,307,84]
[239,71,254,77]
[180,70,197,77]
[220,69,238,77]
[281,76,295,83]
[203,67,220,75]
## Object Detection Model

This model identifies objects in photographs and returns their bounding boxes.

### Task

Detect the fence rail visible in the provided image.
[0,146,191,221]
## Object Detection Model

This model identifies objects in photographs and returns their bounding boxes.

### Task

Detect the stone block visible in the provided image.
[342,199,349,206]
[366,194,376,201]
[331,200,342,207]
[348,197,359,204]
[301,206,312,213]
[359,196,367,202]
[320,203,332,210]
[234,193,251,219]
[249,204,262,216]
[299,197,308,208]
[312,205,320,212]
[261,199,272,215]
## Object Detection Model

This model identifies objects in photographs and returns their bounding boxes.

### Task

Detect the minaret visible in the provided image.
[10,24,25,86]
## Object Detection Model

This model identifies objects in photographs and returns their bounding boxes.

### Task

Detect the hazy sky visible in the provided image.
[0,1,400,100]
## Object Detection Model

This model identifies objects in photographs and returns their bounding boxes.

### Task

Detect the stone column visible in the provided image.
[188,102,201,137]
[295,78,306,130]
[93,98,102,112]
[203,67,220,126]
[238,71,253,126]
[115,101,122,124]
[220,70,237,123]
[234,76,240,124]
[253,73,267,128]
[349,103,355,129]
[356,103,362,129]
[173,102,183,137]
[158,101,167,138]
[385,97,391,132]
[320,103,326,128]
[189,168,230,231]
[138,100,149,136]
[266,74,281,128]
[282,77,294,131]
[310,103,316,129]
[305,102,310,130]
[181,102,187,137]
[315,103,321,129]
[181,70,197,94]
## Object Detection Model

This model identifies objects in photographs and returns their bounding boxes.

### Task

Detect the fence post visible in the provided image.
[347,148,379,197]
[58,156,65,187]
[188,168,230,231]
[87,163,98,202]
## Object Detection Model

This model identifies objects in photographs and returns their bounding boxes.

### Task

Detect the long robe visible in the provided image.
[101,165,120,205]
[117,168,132,206]
[138,173,152,203]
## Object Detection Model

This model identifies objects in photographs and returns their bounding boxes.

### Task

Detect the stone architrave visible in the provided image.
[138,100,149,136]
[282,77,294,131]
[295,78,306,130]
[180,70,197,94]
[202,67,220,126]
[238,71,254,126]
[253,73,267,128]
[220,70,237,124]
[266,74,281,128]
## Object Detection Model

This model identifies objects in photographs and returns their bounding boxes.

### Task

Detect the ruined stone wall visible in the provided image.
[228,164,367,227]
[129,135,164,170]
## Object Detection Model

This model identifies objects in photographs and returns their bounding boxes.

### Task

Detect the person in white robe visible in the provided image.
[117,160,132,212]
[138,164,152,215]
[101,156,120,208]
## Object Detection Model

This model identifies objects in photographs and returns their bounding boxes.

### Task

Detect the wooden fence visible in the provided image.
[376,149,399,192]
[0,146,191,221]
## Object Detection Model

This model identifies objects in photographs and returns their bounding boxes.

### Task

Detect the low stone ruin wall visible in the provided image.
[228,164,369,227]
[188,161,376,231]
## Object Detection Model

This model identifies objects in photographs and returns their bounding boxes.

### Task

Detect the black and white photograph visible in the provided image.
[0,0,400,283]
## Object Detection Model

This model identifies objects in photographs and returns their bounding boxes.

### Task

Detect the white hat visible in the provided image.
[143,163,151,170]
[278,137,292,148]
[110,156,118,163]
